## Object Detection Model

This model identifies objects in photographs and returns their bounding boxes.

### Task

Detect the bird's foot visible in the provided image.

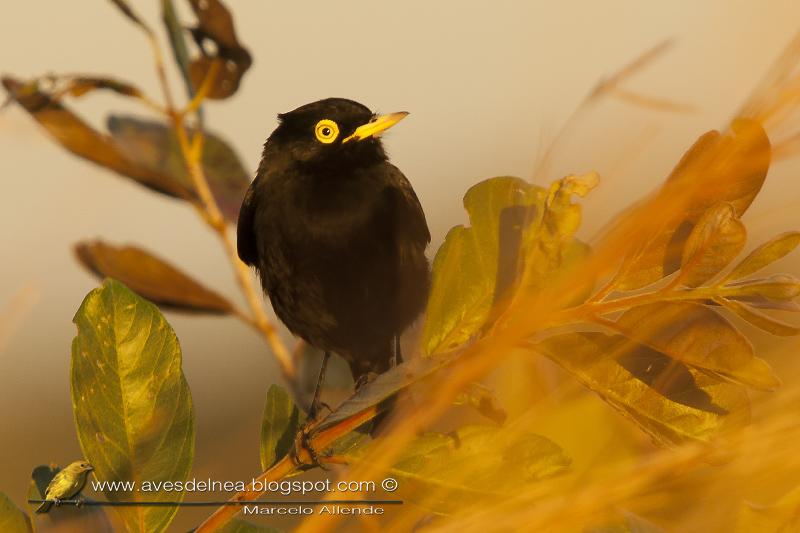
[291,422,328,470]
[53,497,62,507]
[354,372,379,391]
[75,496,86,508]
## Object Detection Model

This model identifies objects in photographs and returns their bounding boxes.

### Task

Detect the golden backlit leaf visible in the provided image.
[717,297,800,336]
[345,425,569,509]
[677,202,746,287]
[1,77,195,201]
[423,174,595,355]
[422,177,546,355]
[517,172,598,297]
[108,115,249,221]
[187,0,252,99]
[71,280,194,533]
[74,240,234,314]
[723,274,800,301]
[614,302,780,390]
[537,332,750,446]
[618,119,770,290]
[724,231,800,282]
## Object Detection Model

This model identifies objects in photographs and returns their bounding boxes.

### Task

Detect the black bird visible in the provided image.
[237,98,430,417]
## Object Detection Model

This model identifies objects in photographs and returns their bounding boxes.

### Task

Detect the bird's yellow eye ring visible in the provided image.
[314,119,339,144]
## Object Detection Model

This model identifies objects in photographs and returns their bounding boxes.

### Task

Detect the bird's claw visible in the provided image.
[292,422,328,470]
[354,372,378,391]
[53,497,62,507]
[75,496,86,508]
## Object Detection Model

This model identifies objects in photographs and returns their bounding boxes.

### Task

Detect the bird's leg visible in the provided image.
[53,497,62,507]
[290,351,331,470]
[391,335,402,368]
[75,496,85,508]
[308,351,330,421]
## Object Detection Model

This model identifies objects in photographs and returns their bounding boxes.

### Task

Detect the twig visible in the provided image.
[141,24,296,381]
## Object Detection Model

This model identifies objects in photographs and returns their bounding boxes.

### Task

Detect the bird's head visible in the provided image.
[64,460,94,474]
[264,98,408,172]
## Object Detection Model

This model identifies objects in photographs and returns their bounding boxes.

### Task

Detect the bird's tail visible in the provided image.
[35,500,53,514]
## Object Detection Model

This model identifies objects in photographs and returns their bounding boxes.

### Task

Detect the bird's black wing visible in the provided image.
[237,177,260,266]
[384,164,431,245]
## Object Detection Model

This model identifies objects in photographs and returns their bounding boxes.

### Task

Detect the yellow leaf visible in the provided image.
[618,119,770,290]
[717,297,800,337]
[677,202,746,287]
[422,177,546,355]
[614,302,780,390]
[422,174,597,356]
[724,231,800,282]
[536,332,750,446]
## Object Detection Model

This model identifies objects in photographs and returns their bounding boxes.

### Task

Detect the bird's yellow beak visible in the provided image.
[342,112,409,143]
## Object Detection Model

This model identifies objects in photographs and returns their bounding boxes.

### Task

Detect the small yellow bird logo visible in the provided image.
[35,460,94,513]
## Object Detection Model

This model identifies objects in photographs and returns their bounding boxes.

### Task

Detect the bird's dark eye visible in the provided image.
[314,119,339,144]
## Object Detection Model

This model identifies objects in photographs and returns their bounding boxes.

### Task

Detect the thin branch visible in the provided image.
[140,24,296,380]
[172,119,295,379]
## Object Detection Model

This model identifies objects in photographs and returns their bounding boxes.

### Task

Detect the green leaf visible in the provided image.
[0,492,31,533]
[71,280,195,533]
[677,202,746,287]
[422,177,546,355]
[346,425,569,511]
[614,302,780,390]
[422,174,596,356]
[108,115,250,221]
[536,332,750,446]
[1,77,195,201]
[74,240,234,314]
[618,119,770,290]
[260,385,305,470]
[162,0,199,115]
[724,231,800,282]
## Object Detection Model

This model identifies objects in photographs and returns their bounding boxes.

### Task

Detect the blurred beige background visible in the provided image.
[2,1,800,530]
